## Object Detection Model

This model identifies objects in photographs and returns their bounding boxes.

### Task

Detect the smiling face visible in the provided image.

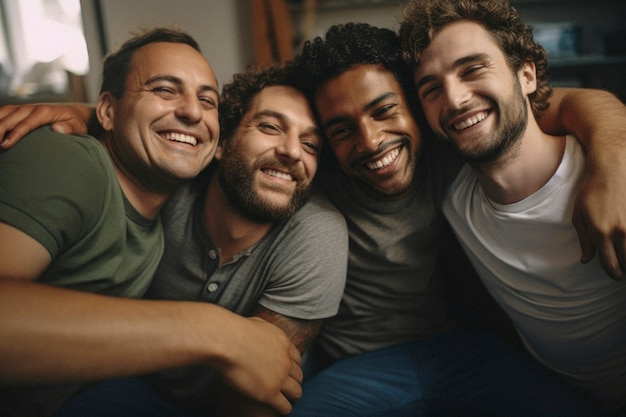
[315,64,422,200]
[216,85,321,222]
[98,41,220,189]
[414,20,535,165]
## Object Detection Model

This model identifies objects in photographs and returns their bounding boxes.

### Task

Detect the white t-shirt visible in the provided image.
[443,135,626,414]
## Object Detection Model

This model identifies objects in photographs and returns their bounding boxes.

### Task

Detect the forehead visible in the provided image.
[248,85,316,122]
[422,20,501,65]
[315,64,405,112]
[128,42,218,90]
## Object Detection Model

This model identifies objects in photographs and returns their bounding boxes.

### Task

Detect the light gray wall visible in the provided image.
[79,0,404,103]
[79,0,252,102]
[79,0,625,103]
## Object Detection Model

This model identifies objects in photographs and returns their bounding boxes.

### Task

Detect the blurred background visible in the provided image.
[0,0,624,105]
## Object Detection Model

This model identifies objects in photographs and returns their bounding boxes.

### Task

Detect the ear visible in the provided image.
[518,62,537,95]
[214,140,225,161]
[96,92,116,132]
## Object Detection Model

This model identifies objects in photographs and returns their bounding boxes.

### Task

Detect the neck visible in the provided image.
[203,176,273,265]
[101,141,177,219]
[116,174,174,219]
[472,121,566,205]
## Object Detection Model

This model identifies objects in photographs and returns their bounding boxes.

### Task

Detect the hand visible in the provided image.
[0,103,90,149]
[214,316,303,415]
[573,165,626,280]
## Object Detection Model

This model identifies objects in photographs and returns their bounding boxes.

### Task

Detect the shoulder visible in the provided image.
[288,186,348,234]
[1,126,117,207]
[9,126,110,174]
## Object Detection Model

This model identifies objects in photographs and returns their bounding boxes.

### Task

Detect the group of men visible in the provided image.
[1,0,625,416]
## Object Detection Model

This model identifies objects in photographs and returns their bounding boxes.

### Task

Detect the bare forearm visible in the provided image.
[540,87,626,279]
[0,280,301,415]
[254,307,321,353]
[540,87,626,149]
[0,280,222,384]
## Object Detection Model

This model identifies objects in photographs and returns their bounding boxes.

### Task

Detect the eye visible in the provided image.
[327,125,353,143]
[152,85,177,99]
[301,137,321,155]
[258,122,282,135]
[419,83,441,101]
[373,104,395,118]
[198,95,217,110]
[463,64,487,78]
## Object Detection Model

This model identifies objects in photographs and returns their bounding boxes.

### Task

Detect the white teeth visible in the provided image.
[454,112,487,130]
[366,147,400,170]
[264,169,293,181]
[162,132,198,146]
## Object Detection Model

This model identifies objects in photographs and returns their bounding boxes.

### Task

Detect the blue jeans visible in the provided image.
[293,329,604,417]
[51,377,208,417]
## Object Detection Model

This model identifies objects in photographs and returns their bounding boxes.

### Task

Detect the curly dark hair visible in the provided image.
[294,23,420,117]
[218,62,302,144]
[399,0,552,116]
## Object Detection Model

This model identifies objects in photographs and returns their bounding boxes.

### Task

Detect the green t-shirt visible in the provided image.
[0,126,163,296]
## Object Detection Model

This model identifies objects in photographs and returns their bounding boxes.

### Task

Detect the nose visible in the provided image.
[175,93,203,123]
[444,78,471,110]
[276,129,302,161]
[354,119,383,153]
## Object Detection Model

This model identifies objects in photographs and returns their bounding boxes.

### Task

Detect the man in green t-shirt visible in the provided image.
[0,28,302,417]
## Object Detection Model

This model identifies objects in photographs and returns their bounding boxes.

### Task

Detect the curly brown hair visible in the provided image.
[218,62,302,143]
[399,0,552,116]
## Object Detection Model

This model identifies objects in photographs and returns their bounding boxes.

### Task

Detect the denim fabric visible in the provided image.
[51,377,208,417]
[293,329,605,417]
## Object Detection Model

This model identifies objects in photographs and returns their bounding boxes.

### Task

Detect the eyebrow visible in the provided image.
[321,92,397,131]
[145,74,219,96]
[415,53,490,92]
[253,109,322,137]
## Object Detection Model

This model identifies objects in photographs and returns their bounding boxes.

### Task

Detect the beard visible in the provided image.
[445,78,528,166]
[217,146,312,223]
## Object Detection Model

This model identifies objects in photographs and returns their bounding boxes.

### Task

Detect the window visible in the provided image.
[0,0,89,103]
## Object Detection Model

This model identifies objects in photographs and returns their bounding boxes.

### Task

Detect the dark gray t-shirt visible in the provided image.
[144,176,349,409]
[316,142,463,361]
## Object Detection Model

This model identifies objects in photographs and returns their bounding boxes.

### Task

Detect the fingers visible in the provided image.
[0,105,32,148]
[0,105,49,149]
[51,119,88,136]
[595,238,624,280]
[0,104,89,150]
[289,355,303,383]
[572,205,596,264]
[268,374,302,416]
[592,227,625,280]
[269,393,294,416]
[574,210,625,280]
[261,344,303,415]
[288,343,302,366]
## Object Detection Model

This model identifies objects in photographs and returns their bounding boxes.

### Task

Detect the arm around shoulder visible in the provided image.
[541,87,626,280]
[0,102,93,149]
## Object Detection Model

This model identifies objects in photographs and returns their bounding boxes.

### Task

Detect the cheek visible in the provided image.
[204,112,220,135]
[303,155,319,178]
[421,107,440,130]
[330,143,351,167]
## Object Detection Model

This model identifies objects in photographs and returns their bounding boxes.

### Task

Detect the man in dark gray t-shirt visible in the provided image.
[19,63,348,417]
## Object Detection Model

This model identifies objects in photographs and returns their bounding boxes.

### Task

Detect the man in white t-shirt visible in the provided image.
[402,0,626,414]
